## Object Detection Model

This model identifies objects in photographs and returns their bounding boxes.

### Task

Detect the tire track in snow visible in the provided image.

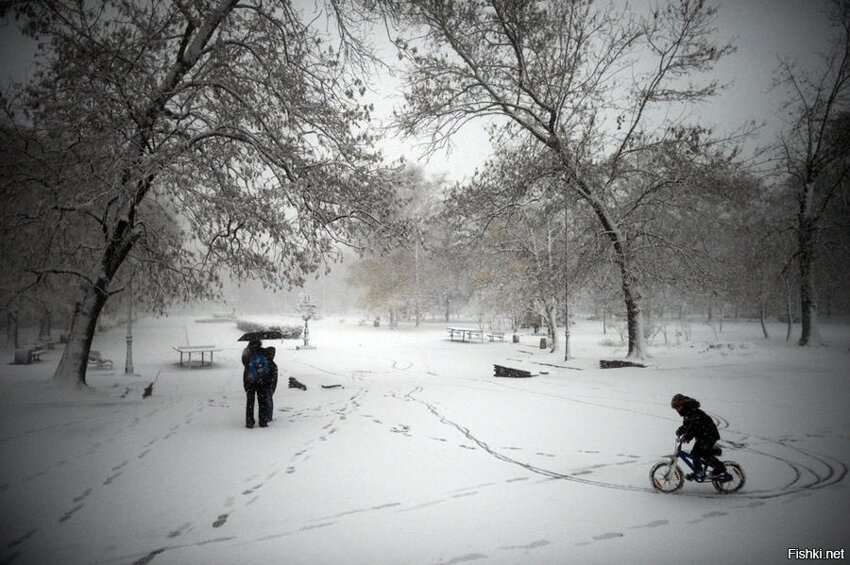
[387,357,847,499]
[404,387,654,495]
[405,387,847,500]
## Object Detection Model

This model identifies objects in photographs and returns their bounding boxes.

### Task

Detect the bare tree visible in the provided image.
[393,0,734,359]
[774,0,850,346]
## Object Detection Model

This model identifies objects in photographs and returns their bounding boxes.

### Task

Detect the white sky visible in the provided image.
[373,0,836,182]
[0,0,835,182]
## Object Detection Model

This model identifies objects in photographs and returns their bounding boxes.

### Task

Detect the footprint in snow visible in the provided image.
[167,522,192,538]
[58,504,84,523]
[212,514,228,528]
[72,488,92,503]
[499,539,551,551]
[592,532,623,541]
[7,528,38,548]
[630,520,669,529]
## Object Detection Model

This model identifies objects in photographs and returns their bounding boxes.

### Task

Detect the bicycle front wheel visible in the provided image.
[713,461,745,493]
[650,460,683,493]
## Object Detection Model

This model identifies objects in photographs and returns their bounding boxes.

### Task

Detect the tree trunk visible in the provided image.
[621,271,645,359]
[546,300,557,353]
[797,211,822,345]
[563,297,571,361]
[414,239,421,328]
[785,276,793,342]
[759,304,770,339]
[578,188,645,358]
[54,283,110,388]
[54,209,139,385]
[563,199,570,361]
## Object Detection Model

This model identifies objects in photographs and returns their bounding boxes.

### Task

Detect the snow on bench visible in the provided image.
[493,363,539,378]
[88,350,114,370]
[13,347,47,364]
[174,345,221,368]
[448,327,484,342]
[599,359,647,369]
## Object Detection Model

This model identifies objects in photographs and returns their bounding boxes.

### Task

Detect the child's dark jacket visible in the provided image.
[676,397,720,444]
[265,346,279,394]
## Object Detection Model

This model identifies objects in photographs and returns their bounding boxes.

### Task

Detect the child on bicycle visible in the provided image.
[671,394,726,479]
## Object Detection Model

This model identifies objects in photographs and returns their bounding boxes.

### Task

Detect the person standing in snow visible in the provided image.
[671,393,726,479]
[263,346,279,421]
[242,340,271,428]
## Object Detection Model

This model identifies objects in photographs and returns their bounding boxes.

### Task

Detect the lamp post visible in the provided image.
[297,292,317,350]
[125,276,138,375]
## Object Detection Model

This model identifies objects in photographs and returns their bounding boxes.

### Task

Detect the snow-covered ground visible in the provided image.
[1,315,848,564]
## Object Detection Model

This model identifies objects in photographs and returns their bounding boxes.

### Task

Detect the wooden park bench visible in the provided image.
[486,331,505,342]
[88,350,114,370]
[493,363,538,378]
[599,359,647,369]
[13,347,47,364]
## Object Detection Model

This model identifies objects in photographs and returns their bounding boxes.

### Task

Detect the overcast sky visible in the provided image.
[373,0,836,182]
[0,0,835,183]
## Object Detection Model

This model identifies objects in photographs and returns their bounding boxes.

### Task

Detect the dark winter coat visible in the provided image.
[241,343,278,391]
[265,346,279,394]
[676,397,720,445]
[242,342,265,391]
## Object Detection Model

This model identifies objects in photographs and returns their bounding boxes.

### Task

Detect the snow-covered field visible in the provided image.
[1,315,848,564]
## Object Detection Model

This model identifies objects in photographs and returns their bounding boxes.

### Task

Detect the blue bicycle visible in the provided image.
[650,437,745,494]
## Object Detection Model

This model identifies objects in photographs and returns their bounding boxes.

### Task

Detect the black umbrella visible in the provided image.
[237,330,284,342]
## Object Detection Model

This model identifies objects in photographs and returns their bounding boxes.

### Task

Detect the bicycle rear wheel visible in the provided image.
[650,460,683,493]
[712,461,745,493]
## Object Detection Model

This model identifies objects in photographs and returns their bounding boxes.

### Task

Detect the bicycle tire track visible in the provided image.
[405,387,847,500]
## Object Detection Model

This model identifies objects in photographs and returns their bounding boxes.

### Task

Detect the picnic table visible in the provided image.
[174,345,222,368]
[447,327,485,342]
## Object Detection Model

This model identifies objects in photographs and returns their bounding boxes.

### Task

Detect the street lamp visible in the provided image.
[125,275,139,376]
[297,292,317,350]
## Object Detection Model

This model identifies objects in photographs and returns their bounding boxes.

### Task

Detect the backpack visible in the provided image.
[247,350,270,382]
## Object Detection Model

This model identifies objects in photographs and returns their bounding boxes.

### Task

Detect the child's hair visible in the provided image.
[671,393,688,410]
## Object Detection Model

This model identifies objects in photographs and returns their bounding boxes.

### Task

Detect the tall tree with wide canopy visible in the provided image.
[392,0,734,359]
[0,0,395,386]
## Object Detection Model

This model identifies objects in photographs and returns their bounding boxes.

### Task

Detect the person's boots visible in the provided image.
[710,464,727,477]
